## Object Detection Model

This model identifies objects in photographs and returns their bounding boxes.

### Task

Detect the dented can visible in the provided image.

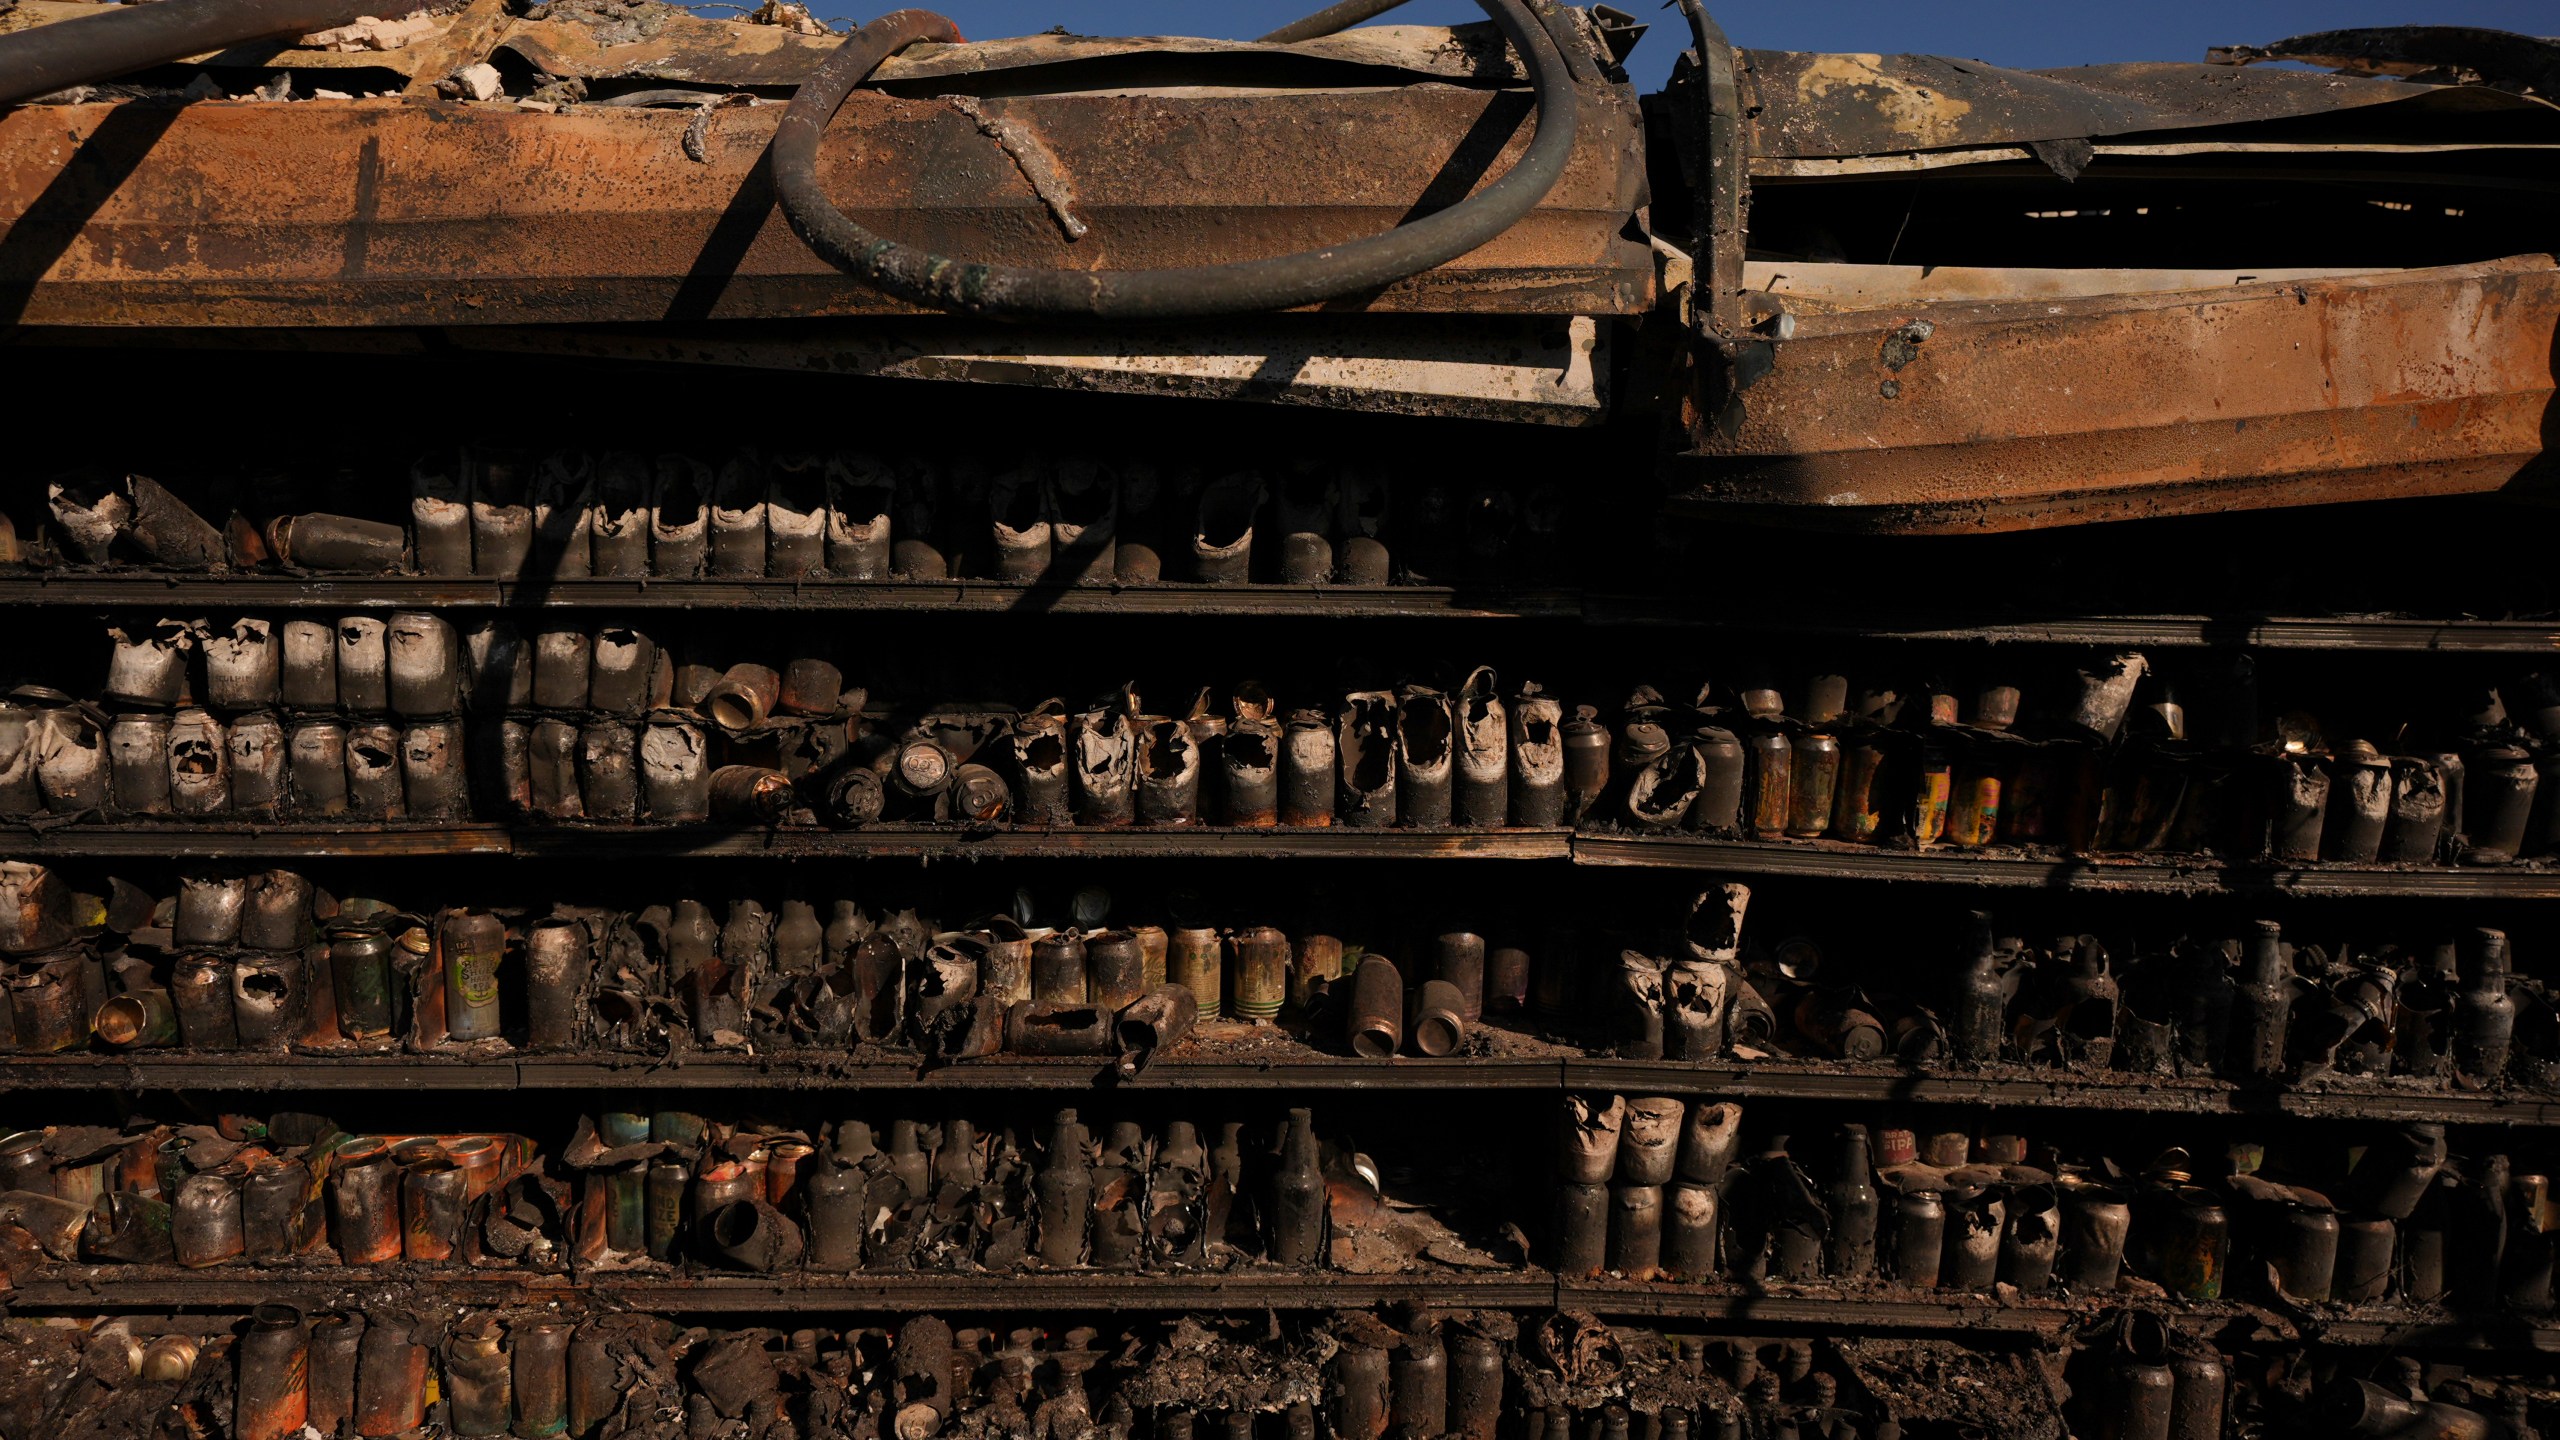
[278,620,337,709]
[355,1310,431,1436]
[172,954,241,1050]
[401,1159,468,1262]
[308,1312,363,1439]
[232,951,308,1049]
[2268,752,2330,862]
[108,712,173,816]
[166,707,230,816]
[579,722,639,822]
[1279,707,1336,827]
[233,1303,311,1440]
[335,617,389,713]
[2323,740,2392,863]
[344,721,405,820]
[1031,930,1087,1005]
[1086,930,1147,1013]
[401,719,468,820]
[529,718,582,820]
[174,1168,246,1268]
[526,918,585,1049]
[385,612,461,718]
[288,721,350,817]
[640,722,712,822]
[10,954,86,1053]
[1944,751,2003,849]
[708,765,792,824]
[1829,732,1890,844]
[227,711,287,819]
[2465,745,2538,865]
[33,704,108,814]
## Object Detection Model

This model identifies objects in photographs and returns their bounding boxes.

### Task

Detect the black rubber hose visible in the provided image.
[0,0,392,108]
[1258,0,1414,45]
[771,1,1582,321]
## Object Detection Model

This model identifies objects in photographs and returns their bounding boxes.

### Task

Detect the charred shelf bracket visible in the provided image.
[12,1055,2560,1127]
[1571,834,2560,897]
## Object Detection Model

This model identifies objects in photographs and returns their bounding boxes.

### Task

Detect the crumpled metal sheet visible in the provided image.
[498,16,1541,91]
[1740,49,2560,159]
[2210,26,2560,100]
[1677,255,2560,533]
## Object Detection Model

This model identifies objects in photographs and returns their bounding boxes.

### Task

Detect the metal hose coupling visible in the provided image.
[771,1,1582,320]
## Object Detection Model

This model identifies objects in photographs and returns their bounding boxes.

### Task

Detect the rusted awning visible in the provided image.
[0,14,1651,327]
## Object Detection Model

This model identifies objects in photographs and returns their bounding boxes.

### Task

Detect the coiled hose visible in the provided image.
[770,1,1583,321]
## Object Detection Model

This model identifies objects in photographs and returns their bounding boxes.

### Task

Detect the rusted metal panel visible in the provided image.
[1674,256,2560,532]
[0,84,1651,325]
[494,17,1545,90]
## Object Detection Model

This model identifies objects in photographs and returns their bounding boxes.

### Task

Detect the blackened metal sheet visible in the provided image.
[2209,26,2560,100]
[1740,49,2560,159]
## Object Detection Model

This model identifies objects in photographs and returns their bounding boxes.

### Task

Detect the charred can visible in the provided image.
[234,1303,311,1440]
[1784,733,1840,839]
[328,927,397,1042]
[441,910,507,1041]
[1743,731,1790,841]
[1230,925,1289,1022]
[330,1137,403,1265]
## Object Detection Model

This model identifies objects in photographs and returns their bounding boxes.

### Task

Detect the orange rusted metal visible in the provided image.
[0,84,1650,327]
[1674,256,2560,532]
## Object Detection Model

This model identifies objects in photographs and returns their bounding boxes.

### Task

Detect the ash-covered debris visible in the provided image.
[521,0,687,47]
[1837,1337,2063,1439]
[1117,1317,1324,1415]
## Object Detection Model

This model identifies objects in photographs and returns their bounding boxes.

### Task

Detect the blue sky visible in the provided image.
[866,3,2555,92]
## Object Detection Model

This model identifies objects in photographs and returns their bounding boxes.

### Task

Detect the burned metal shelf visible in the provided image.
[9,575,2559,653]
[1572,834,2560,898]
[3,824,1569,861]
[13,1053,2555,1125]
[1562,1061,2560,1125]
[18,825,2560,891]
[1558,1284,2560,1353]
[0,573,1579,620]
[1579,599,2560,653]
[12,1267,2546,1349]
[2,1268,1556,1314]
[0,1054,1570,1093]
